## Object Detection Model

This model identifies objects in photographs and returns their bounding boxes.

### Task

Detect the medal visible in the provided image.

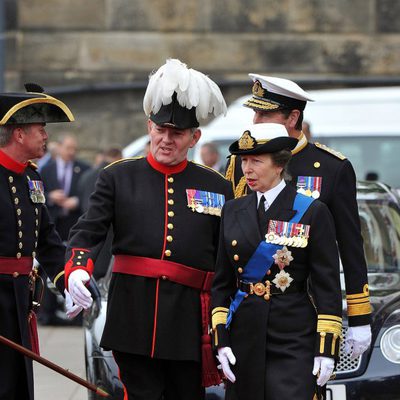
[28,179,45,204]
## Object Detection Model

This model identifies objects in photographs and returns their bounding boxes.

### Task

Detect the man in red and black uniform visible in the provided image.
[65,59,233,400]
[0,84,75,400]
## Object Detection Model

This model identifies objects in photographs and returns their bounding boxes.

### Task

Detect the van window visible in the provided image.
[315,136,400,188]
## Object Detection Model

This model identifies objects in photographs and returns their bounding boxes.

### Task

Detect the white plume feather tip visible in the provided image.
[143,58,227,121]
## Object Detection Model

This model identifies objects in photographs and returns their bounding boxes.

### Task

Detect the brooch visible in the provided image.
[272,246,293,270]
[272,270,293,292]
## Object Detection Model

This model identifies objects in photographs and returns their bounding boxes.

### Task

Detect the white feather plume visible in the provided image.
[143,58,227,121]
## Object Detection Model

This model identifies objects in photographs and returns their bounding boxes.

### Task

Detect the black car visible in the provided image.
[83,181,400,400]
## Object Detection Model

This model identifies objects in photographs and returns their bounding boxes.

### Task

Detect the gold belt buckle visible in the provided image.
[250,281,271,301]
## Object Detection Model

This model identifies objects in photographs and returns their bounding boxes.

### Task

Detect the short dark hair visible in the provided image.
[270,149,292,180]
[279,108,304,131]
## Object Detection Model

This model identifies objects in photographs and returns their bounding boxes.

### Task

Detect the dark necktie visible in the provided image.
[257,195,268,232]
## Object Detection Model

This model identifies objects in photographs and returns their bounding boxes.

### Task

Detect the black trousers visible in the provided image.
[113,352,205,400]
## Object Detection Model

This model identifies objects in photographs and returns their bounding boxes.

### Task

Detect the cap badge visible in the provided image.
[238,131,256,150]
[252,80,265,98]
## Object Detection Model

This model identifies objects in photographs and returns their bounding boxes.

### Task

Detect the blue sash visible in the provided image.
[226,193,314,328]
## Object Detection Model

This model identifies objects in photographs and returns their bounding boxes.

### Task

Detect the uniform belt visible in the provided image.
[238,279,306,298]
[0,257,33,276]
[113,255,214,291]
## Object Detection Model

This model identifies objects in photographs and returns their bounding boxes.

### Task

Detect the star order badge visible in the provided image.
[272,270,293,292]
[272,246,293,270]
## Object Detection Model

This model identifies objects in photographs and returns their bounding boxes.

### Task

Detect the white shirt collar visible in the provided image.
[257,179,286,209]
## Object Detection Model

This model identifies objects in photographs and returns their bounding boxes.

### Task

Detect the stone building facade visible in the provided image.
[3,0,400,157]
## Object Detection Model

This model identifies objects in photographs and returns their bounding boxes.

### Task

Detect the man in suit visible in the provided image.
[39,134,90,325]
[225,74,372,360]
[41,134,90,241]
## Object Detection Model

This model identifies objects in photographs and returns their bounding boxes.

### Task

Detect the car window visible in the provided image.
[359,199,400,273]
[314,136,400,188]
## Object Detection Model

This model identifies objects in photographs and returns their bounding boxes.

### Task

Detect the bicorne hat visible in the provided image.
[0,83,74,125]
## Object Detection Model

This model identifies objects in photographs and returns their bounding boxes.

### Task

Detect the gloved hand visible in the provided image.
[68,269,93,309]
[312,356,335,386]
[217,347,236,383]
[64,289,83,318]
[344,325,372,359]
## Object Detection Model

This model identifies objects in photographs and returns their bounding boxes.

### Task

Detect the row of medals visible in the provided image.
[265,232,308,248]
[194,203,222,217]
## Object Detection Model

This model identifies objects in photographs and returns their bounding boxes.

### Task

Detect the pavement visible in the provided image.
[34,326,87,400]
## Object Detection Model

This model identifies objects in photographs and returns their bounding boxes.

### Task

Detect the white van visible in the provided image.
[123,86,400,188]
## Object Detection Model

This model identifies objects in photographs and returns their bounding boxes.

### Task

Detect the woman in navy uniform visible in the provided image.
[225,74,371,358]
[65,59,233,400]
[212,123,342,400]
[0,84,75,400]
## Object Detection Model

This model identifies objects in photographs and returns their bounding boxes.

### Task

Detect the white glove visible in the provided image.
[64,289,83,318]
[313,356,335,386]
[344,325,372,359]
[68,269,93,309]
[217,347,236,383]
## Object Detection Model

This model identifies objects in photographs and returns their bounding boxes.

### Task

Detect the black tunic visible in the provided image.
[226,138,370,326]
[0,153,66,400]
[211,184,342,400]
[66,156,233,361]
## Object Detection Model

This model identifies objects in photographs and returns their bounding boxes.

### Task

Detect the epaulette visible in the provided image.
[191,161,226,180]
[314,142,347,160]
[27,160,38,170]
[104,156,143,169]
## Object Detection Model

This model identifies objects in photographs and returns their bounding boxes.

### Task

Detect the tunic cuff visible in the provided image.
[316,314,342,360]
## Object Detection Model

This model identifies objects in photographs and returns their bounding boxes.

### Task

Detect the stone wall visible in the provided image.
[4,0,400,158]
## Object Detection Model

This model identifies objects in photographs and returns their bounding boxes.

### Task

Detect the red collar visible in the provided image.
[0,150,27,174]
[147,152,188,175]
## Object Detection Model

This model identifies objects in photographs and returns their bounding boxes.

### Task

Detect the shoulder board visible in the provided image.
[104,156,144,169]
[314,142,347,160]
[27,160,38,170]
[191,161,226,179]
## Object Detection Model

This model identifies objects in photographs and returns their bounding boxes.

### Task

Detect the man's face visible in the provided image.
[148,121,201,166]
[241,154,283,193]
[59,136,77,162]
[253,110,289,127]
[200,146,219,168]
[20,123,48,159]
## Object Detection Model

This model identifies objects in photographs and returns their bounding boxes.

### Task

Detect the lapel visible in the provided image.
[235,192,261,245]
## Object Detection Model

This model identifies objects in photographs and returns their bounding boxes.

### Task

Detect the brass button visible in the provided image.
[168,199,174,205]
[165,250,171,257]
[233,254,239,261]
[18,242,23,249]
[16,252,21,259]
[17,209,21,216]
[18,220,22,227]
[238,267,243,274]
[168,177,174,183]
[161,275,168,280]
[18,231,22,238]
[35,208,38,215]
[77,262,81,265]
[80,251,84,255]
[32,251,36,258]
[34,241,37,247]
[14,198,19,205]
[266,270,271,275]
[231,240,237,247]
[167,223,174,229]
[166,235,173,242]
[168,211,174,217]
[13,272,19,278]
[8,176,13,183]
[35,220,39,226]
[11,186,16,193]
[35,230,38,237]
[78,256,82,259]
[314,162,321,168]
[168,188,174,194]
